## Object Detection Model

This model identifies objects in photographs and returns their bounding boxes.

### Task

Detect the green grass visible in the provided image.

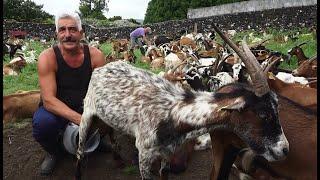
[3,28,317,95]
[3,59,39,95]
[122,165,139,175]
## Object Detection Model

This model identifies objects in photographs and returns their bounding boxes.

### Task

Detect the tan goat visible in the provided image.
[3,90,41,124]
[3,56,27,76]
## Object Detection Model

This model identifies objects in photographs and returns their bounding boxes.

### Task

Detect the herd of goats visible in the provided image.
[3,24,317,180]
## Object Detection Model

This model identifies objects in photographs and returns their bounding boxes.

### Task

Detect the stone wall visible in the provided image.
[187,0,317,18]
[3,5,317,41]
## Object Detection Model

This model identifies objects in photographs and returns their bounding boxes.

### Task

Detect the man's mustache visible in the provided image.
[62,37,77,42]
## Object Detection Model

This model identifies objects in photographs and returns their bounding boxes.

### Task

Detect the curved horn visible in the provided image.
[171,61,188,73]
[248,38,270,49]
[306,79,317,85]
[212,24,270,96]
[297,41,307,47]
[307,55,317,62]
[263,57,282,73]
[216,53,233,73]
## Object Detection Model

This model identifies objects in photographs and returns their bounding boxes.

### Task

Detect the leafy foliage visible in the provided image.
[144,0,249,23]
[3,0,53,22]
[108,16,122,21]
[79,0,109,20]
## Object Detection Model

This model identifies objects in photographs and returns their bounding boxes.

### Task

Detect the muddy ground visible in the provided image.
[3,118,214,180]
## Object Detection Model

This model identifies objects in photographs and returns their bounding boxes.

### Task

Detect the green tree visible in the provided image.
[4,0,53,22]
[79,0,109,20]
[144,0,249,24]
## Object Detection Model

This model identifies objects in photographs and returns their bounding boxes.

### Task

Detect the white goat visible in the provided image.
[208,72,235,92]
[276,72,309,85]
[76,59,289,180]
[164,52,183,72]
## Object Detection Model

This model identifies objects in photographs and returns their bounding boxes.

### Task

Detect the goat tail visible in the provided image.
[75,87,97,179]
[76,84,97,161]
[75,110,94,180]
[75,159,82,180]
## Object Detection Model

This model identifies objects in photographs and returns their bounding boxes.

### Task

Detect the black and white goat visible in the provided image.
[76,26,289,180]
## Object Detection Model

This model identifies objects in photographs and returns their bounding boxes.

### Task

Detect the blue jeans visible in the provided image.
[129,36,143,50]
[32,106,69,155]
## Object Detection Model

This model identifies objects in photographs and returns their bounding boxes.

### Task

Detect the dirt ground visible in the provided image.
[3,118,214,180]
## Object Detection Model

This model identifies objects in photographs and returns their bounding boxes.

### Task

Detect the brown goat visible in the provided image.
[208,23,288,180]
[292,55,317,78]
[287,42,309,65]
[3,90,40,124]
[123,50,135,63]
[239,96,317,179]
[210,95,317,180]
[112,39,129,58]
[266,72,317,112]
[3,57,27,76]
[150,57,165,70]
[179,37,197,50]
[141,55,152,64]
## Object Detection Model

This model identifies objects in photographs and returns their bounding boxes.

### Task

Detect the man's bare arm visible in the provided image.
[38,49,82,125]
[90,47,106,69]
[142,36,150,46]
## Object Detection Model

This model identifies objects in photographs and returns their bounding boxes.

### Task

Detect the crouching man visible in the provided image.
[32,11,109,175]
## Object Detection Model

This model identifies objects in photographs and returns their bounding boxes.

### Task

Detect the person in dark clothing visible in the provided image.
[32,11,106,176]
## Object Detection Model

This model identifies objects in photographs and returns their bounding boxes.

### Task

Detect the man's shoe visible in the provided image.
[40,153,57,176]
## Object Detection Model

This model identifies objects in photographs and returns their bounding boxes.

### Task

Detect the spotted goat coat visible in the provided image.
[77,61,288,179]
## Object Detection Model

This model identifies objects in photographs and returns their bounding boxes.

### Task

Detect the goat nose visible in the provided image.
[282,147,289,156]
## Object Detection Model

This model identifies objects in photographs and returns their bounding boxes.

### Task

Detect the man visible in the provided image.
[129,26,152,61]
[32,11,106,175]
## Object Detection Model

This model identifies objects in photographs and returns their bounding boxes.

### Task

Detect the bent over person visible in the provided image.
[32,11,107,175]
[129,26,152,61]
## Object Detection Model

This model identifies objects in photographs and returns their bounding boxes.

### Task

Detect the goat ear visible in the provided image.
[220,97,246,111]
[267,72,276,80]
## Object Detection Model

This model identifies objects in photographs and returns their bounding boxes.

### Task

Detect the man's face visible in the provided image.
[56,18,83,51]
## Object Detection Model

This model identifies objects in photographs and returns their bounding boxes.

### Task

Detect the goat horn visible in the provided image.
[212,24,270,96]
[216,53,233,73]
[212,53,222,76]
[263,57,282,73]
[297,41,307,47]
[307,55,317,62]
[306,77,317,80]
[305,80,317,87]
[171,61,188,73]
[248,38,270,48]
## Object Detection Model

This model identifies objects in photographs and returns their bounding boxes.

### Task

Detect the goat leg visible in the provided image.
[138,149,156,180]
[108,128,125,168]
[75,110,94,180]
[159,159,170,180]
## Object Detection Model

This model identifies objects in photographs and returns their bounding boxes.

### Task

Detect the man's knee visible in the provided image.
[32,106,67,141]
